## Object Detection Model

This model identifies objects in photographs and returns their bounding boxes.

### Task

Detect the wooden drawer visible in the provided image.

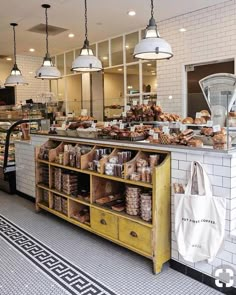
[119,218,152,255]
[90,208,118,239]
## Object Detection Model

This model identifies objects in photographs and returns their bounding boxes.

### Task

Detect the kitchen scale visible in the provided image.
[199,73,236,127]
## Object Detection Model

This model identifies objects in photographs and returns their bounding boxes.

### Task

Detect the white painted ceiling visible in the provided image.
[0,0,229,58]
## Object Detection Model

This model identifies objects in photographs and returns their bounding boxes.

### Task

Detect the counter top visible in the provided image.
[15,133,236,158]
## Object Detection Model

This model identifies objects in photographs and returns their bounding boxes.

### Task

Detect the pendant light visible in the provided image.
[72,0,102,72]
[35,4,61,80]
[5,23,28,86]
[133,0,173,60]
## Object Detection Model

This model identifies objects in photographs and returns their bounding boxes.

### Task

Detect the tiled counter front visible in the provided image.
[15,135,48,198]
[15,135,236,287]
[171,150,236,287]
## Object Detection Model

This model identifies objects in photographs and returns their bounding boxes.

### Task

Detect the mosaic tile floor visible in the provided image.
[0,192,223,295]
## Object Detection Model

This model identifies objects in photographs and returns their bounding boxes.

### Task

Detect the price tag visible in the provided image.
[104,122,109,127]
[179,123,187,132]
[163,126,170,134]
[206,120,213,127]
[143,100,149,105]
[120,123,125,130]
[132,100,138,106]
[126,105,131,111]
[149,129,154,135]
[213,124,221,132]
[113,119,117,124]
[91,122,96,128]
[130,126,135,132]
[196,112,201,118]
[122,112,126,117]
[153,133,159,140]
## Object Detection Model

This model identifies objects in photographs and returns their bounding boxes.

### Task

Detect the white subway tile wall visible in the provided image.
[171,150,236,285]
[15,136,48,198]
[15,55,49,102]
[155,0,236,115]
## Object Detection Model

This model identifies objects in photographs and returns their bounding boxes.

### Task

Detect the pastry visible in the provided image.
[182,117,194,124]
[200,110,211,118]
[188,139,203,148]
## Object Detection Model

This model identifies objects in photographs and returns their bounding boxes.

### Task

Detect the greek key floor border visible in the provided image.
[0,215,117,295]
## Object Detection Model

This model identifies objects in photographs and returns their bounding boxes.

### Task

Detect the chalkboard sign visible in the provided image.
[0,87,15,106]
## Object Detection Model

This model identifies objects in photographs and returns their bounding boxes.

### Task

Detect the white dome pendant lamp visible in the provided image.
[133,0,173,60]
[35,4,61,80]
[72,0,102,72]
[5,23,28,86]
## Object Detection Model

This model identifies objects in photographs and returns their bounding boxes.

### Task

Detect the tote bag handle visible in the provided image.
[185,161,212,197]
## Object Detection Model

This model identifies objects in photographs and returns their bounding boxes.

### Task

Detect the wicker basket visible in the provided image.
[160,134,171,145]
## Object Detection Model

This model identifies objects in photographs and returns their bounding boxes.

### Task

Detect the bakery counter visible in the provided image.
[15,134,236,286]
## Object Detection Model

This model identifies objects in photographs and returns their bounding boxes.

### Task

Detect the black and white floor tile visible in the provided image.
[0,193,223,295]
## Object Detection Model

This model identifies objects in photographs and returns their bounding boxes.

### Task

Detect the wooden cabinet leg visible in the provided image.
[153,261,162,274]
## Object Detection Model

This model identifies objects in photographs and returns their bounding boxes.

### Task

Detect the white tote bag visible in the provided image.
[174,161,226,263]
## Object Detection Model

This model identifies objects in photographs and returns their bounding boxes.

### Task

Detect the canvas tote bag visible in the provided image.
[174,161,226,263]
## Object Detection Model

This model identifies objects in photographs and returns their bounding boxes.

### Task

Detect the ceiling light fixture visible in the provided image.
[147,63,152,66]
[128,10,136,16]
[68,33,75,38]
[29,48,35,52]
[133,0,173,60]
[179,28,186,32]
[102,56,108,60]
[118,68,123,71]
[6,57,12,61]
[35,4,61,80]
[72,0,102,72]
[5,23,28,86]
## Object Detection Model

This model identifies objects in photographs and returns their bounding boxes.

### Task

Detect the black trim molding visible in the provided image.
[170,259,236,295]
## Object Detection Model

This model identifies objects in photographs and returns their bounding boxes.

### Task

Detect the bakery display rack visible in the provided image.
[35,138,171,274]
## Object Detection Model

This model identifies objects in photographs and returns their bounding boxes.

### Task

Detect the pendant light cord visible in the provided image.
[13,25,17,64]
[84,0,88,42]
[151,0,154,18]
[45,6,49,55]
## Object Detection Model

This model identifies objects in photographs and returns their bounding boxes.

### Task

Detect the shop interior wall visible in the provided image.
[156,0,236,115]
[15,55,49,103]
[0,59,13,84]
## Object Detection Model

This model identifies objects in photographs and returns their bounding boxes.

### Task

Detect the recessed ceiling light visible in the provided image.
[68,33,75,38]
[103,56,108,60]
[151,73,156,75]
[128,10,136,16]
[118,68,123,71]
[125,45,129,49]
[6,57,12,61]
[29,48,35,52]
[179,28,186,32]
[168,95,173,99]
[28,71,33,74]
[147,63,152,66]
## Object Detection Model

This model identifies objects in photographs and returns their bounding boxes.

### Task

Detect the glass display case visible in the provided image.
[0,119,33,193]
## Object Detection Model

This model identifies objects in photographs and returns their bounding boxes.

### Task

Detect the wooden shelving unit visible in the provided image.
[35,138,171,274]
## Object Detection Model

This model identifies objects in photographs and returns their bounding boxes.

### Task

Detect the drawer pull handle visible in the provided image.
[130,231,138,238]
[100,219,107,225]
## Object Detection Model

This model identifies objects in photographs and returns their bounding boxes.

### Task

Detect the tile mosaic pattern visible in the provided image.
[0,215,116,295]
[0,193,223,295]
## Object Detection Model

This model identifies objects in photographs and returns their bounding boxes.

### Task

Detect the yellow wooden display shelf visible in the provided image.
[40,161,153,189]
[37,203,91,231]
[35,139,171,274]
[90,203,153,228]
